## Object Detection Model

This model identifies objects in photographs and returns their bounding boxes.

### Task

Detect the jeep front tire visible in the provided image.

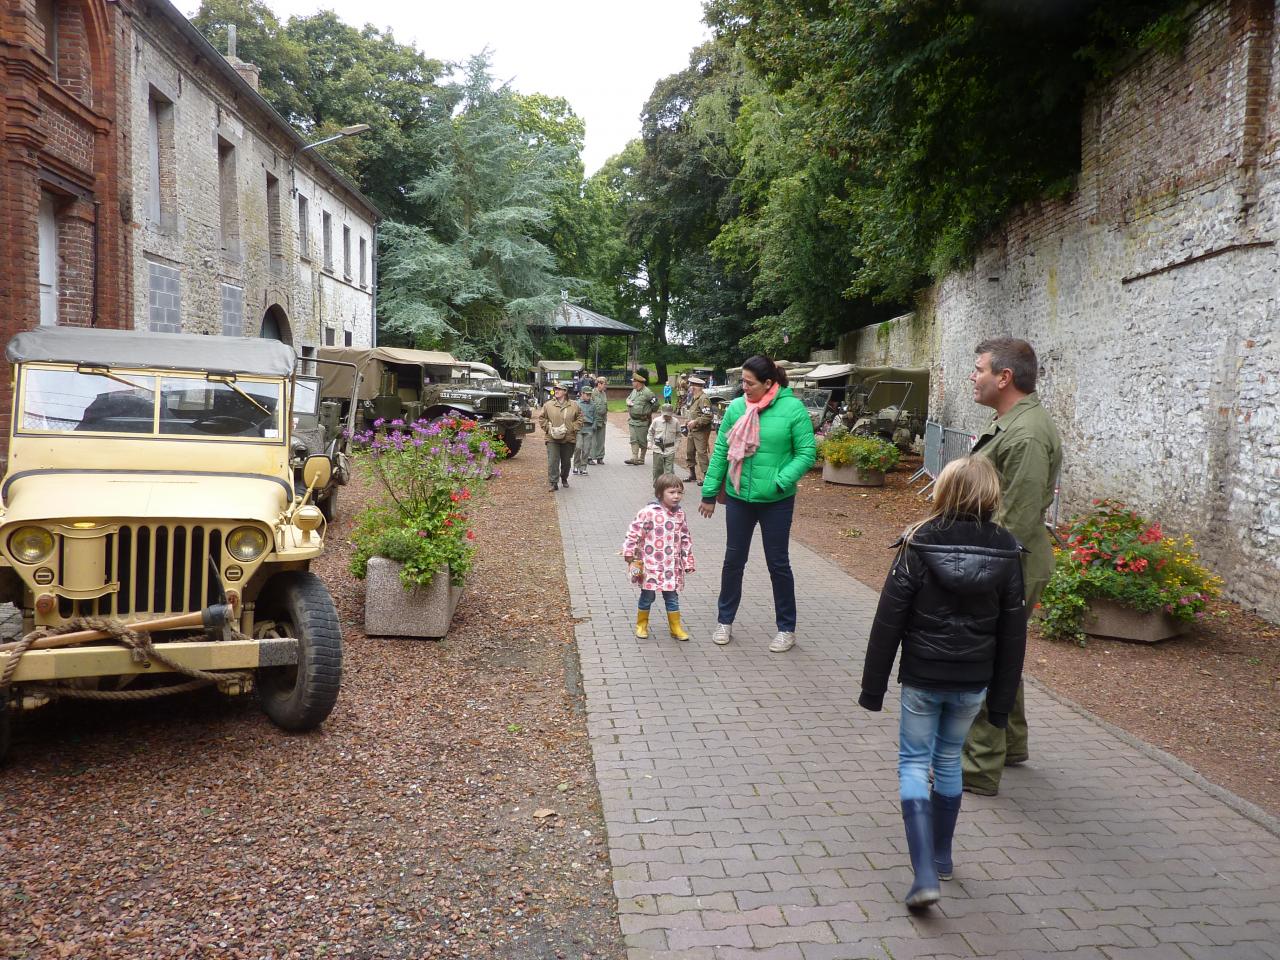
[255,572,343,731]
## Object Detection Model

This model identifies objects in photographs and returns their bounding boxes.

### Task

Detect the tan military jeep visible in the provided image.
[0,327,342,761]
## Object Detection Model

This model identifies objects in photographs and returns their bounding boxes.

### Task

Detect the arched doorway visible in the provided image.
[260,304,292,344]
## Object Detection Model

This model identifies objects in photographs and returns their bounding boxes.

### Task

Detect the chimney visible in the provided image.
[223,25,261,92]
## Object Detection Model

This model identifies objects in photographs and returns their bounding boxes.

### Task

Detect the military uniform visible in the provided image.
[962,392,1062,794]
[626,383,658,463]
[648,411,681,482]
[683,386,713,482]
[589,388,609,462]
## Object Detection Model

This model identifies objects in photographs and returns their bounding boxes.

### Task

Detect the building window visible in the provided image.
[300,344,316,376]
[217,137,239,256]
[323,326,336,346]
[220,283,244,336]
[36,0,57,71]
[147,259,181,332]
[38,192,59,327]
[344,328,353,347]
[266,173,283,276]
[297,194,309,259]
[322,211,333,271]
[342,225,352,279]
[359,236,367,287]
[147,89,175,230]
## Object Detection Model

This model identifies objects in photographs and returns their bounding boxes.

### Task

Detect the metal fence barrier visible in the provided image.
[909,420,944,486]
[915,421,975,496]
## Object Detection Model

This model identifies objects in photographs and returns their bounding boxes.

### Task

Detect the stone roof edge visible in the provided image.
[144,0,384,222]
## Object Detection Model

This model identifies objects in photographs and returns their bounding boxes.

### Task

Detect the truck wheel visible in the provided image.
[503,432,522,457]
[318,487,339,522]
[255,572,342,732]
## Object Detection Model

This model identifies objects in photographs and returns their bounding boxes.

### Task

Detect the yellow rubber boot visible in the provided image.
[667,611,690,641]
[635,609,650,639]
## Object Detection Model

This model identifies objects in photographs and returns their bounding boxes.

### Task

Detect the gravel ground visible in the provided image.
[790,457,1280,819]
[0,448,625,960]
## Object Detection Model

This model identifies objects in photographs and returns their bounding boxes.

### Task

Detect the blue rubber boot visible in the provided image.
[931,792,963,880]
[901,798,941,910]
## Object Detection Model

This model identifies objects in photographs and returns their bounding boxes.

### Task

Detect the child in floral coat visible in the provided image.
[622,473,696,641]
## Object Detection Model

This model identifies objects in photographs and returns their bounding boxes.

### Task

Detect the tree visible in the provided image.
[378,55,574,371]
[192,1,447,220]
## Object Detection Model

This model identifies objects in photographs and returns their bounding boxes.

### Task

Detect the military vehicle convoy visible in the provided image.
[317,347,534,456]
[0,327,344,761]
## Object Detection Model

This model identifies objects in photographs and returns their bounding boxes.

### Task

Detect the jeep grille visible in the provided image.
[58,524,227,620]
[479,396,508,415]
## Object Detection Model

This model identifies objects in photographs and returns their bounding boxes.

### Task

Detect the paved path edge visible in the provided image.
[1024,672,1280,838]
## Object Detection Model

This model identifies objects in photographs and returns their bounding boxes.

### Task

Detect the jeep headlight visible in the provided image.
[227,526,269,562]
[9,526,55,564]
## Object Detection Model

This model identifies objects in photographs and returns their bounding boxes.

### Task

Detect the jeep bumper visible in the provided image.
[1,635,298,682]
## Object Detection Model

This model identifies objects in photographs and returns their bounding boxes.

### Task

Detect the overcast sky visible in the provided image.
[179,0,710,173]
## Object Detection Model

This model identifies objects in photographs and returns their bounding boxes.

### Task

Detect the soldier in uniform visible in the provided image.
[961,337,1062,797]
[648,403,681,482]
[588,377,610,464]
[683,376,713,484]
[625,369,659,465]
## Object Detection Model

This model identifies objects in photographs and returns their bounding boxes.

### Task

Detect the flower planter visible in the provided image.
[364,557,464,639]
[822,461,885,487]
[1082,598,1190,644]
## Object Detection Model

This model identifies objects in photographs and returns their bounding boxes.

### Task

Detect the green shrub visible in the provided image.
[817,432,900,473]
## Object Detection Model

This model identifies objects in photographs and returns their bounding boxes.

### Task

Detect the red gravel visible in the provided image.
[0,449,624,959]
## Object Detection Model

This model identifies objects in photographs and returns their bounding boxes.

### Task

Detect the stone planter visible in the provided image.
[1082,598,1190,644]
[364,557,464,639]
[822,461,885,487]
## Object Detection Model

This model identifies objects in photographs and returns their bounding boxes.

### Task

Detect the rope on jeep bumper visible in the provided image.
[1,616,255,702]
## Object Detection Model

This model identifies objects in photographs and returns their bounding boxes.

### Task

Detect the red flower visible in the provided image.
[466,530,476,541]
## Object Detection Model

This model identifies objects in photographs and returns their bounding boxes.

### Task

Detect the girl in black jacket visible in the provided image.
[859,455,1027,910]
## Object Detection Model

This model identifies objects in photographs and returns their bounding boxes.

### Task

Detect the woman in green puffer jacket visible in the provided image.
[698,355,816,652]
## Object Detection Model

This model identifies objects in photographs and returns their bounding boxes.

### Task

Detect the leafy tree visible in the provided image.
[378,55,574,371]
[706,0,1190,302]
[192,1,447,219]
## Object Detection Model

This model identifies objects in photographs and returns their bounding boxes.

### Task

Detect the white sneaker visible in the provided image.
[712,623,733,645]
[769,631,796,653]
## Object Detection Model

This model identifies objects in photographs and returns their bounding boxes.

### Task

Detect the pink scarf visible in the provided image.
[726,382,780,494]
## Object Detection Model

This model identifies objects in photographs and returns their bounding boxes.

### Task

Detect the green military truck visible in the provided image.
[318,347,533,456]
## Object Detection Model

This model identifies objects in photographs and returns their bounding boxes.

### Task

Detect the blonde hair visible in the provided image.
[902,456,1002,544]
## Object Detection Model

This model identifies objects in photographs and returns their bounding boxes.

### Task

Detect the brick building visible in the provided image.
[0,0,130,435]
[1,0,379,453]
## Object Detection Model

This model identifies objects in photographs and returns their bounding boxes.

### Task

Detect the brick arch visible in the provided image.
[260,305,293,345]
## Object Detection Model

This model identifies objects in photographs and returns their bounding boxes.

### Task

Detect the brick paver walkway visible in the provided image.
[555,423,1280,960]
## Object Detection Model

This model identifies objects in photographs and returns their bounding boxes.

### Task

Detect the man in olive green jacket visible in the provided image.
[625,369,659,464]
[537,383,586,492]
[962,337,1062,796]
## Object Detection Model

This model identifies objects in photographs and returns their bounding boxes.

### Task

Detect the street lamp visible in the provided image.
[296,123,372,154]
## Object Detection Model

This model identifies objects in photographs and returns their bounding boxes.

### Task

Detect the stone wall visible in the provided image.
[125,0,376,351]
[837,0,1280,618]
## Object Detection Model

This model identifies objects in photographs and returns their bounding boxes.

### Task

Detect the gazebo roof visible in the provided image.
[552,301,640,336]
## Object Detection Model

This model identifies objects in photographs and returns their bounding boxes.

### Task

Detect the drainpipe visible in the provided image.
[371,222,378,347]
[92,200,101,327]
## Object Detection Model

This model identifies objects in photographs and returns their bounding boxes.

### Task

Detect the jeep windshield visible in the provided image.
[18,365,283,440]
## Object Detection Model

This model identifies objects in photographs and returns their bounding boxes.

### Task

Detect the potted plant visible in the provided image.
[1040,499,1222,644]
[817,430,901,486]
[350,416,501,638]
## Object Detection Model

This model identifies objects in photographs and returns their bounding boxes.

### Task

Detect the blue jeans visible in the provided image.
[899,685,986,801]
[638,590,679,612]
[718,495,796,631]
